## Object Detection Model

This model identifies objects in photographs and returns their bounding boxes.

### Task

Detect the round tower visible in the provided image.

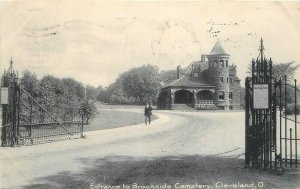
[206,41,230,110]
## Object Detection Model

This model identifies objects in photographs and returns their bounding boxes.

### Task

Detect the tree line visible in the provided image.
[17,65,176,124]
[18,61,298,120]
[19,71,98,124]
[244,61,299,114]
[97,64,177,105]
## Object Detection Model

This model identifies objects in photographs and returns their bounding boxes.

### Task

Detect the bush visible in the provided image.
[81,100,98,124]
[285,103,300,115]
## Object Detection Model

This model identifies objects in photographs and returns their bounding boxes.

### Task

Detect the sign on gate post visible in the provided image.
[1,87,9,105]
[253,84,269,109]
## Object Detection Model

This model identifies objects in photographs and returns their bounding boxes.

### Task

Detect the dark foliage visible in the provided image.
[19,70,98,123]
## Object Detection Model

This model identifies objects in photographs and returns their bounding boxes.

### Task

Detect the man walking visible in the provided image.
[144,102,153,125]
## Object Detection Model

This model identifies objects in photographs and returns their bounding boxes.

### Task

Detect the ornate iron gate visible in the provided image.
[277,76,299,168]
[1,59,84,147]
[245,39,299,171]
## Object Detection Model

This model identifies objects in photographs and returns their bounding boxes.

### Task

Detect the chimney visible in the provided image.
[201,54,207,62]
[177,65,181,79]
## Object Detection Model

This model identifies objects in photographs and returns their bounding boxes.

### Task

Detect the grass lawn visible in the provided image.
[97,103,147,110]
[0,104,158,136]
[84,103,158,132]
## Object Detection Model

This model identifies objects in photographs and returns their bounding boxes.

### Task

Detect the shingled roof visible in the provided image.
[162,63,215,89]
[209,40,229,56]
[161,41,231,90]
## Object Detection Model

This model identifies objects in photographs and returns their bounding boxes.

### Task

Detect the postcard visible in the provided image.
[0,1,299,189]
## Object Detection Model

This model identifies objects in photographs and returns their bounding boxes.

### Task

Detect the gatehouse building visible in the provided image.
[157,41,241,110]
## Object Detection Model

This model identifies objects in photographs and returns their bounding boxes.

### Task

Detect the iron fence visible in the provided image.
[245,39,299,172]
[1,59,84,147]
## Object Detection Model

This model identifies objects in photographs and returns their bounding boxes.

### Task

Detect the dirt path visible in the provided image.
[0,110,299,189]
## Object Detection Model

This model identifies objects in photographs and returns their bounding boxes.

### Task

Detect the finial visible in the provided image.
[9,57,14,74]
[259,38,264,52]
[258,38,265,63]
[9,57,13,67]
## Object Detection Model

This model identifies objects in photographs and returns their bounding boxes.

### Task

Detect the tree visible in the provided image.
[20,70,39,97]
[159,69,177,86]
[122,64,161,104]
[81,99,98,124]
[19,73,98,123]
[271,62,299,108]
[96,85,107,102]
[106,76,129,104]
[102,65,180,105]
[86,85,98,101]
[272,62,299,81]
[247,61,299,80]
[247,61,299,114]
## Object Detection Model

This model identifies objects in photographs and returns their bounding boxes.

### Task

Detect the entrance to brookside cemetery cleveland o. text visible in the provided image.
[1,59,85,147]
[245,39,300,172]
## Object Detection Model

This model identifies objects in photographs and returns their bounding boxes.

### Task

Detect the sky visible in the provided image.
[0,1,300,87]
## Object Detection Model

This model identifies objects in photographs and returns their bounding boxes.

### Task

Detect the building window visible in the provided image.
[193,72,199,78]
[229,92,233,100]
[229,77,233,84]
[214,60,218,67]
[220,60,224,67]
[220,77,224,83]
[229,106,233,110]
[227,77,229,83]
[226,60,228,67]
[218,91,225,100]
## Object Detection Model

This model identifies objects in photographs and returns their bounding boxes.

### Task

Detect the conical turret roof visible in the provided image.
[209,40,229,56]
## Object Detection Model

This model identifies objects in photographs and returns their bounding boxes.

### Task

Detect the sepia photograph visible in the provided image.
[0,1,300,189]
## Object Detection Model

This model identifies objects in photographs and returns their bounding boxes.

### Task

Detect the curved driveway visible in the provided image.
[0,110,245,188]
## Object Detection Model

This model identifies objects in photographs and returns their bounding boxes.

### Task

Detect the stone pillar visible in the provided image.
[170,89,175,110]
[163,92,167,109]
[193,89,197,107]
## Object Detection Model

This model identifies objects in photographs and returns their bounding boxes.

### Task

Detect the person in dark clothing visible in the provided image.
[144,102,153,125]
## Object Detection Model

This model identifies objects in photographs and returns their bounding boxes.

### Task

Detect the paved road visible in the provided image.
[1,110,298,189]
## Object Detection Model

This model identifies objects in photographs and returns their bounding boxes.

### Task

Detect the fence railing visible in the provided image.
[18,121,83,145]
[195,100,217,110]
[197,100,214,104]
[1,59,86,147]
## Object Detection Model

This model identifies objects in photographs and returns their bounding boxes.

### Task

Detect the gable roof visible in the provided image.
[163,63,215,89]
[210,40,229,56]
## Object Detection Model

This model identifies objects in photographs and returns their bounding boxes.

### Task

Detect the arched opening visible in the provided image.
[175,90,193,104]
[220,60,224,67]
[194,90,216,110]
[197,90,213,100]
[157,91,169,110]
[214,60,218,67]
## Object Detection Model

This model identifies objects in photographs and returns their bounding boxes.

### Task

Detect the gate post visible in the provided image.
[245,39,276,170]
[1,58,20,147]
[12,77,19,146]
[245,77,250,167]
[81,112,84,138]
[294,79,298,168]
[1,73,9,146]
[274,79,277,171]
